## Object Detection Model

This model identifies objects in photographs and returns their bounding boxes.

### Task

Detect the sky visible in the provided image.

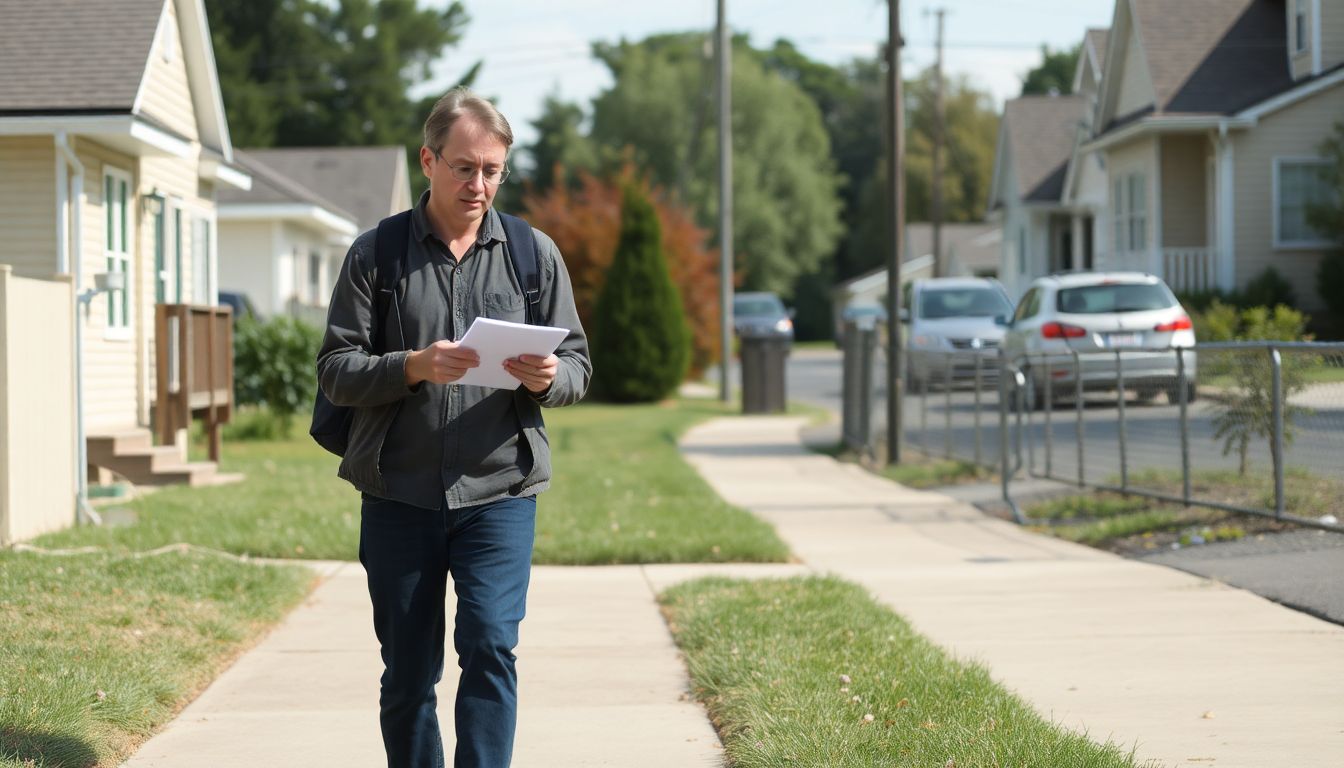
[416,0,1118,152]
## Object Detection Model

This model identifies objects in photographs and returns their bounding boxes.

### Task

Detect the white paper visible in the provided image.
[454,317,569,390]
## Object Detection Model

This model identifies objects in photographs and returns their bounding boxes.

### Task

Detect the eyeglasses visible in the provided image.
[432,149,510,185]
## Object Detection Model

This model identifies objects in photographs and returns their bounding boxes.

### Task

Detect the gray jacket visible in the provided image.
[317,199,591,510]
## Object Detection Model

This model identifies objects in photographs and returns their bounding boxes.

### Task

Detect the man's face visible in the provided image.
[420,117,508,232]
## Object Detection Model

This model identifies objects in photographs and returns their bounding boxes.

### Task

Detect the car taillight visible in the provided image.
[1154,316,1193,332]
[1041,322,1087,339]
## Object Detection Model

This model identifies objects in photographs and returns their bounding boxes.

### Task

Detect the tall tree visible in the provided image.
[1020,44,1081,96]
[525,95,601,192]
[587,34,844,297]
[590,183,690,402]
[206,0,470,147]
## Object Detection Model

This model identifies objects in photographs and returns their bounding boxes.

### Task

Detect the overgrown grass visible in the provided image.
[38,399,789,565]
[0,550,312,768]
[661,576,1148,768]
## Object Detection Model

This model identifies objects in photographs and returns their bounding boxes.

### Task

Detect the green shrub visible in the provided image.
[1192,299,1241,342]
[1316,250,1344,334]
[1239,266,1296,309]
[590,183,690,402]
[232,315,324,435]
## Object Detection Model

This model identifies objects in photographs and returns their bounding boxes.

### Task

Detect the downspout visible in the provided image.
[1215,120,1236,293]
[54,131,101,527]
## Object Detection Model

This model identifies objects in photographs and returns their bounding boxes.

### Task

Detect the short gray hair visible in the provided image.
[422,86,514,153]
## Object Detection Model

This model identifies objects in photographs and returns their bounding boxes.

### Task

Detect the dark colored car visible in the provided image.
[217,290,258,323]
[733,292,794,344]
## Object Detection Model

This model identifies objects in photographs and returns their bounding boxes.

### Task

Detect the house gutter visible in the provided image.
[53,131,100,527]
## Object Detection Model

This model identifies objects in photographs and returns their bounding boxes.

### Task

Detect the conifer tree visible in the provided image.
[590,184,689,401]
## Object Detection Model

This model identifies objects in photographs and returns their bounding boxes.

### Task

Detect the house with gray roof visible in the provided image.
[994,0,1344,307]
[0,0,252,540]
[216,146,411,324]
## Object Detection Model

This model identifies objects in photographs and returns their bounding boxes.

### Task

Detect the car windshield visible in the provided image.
[1056,283,1175,314]
[919,288,1012,319]
[735,296,785,318]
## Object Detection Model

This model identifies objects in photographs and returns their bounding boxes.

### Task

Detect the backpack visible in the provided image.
[310,209,542,457]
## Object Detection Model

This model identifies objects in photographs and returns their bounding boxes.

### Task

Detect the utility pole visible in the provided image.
[886,0,904,466]
[930,7,946,278]
[716,0,733,403]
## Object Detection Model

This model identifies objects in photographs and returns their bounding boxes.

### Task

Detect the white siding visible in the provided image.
[1105,137,1158,272]
[218,220,277,316]
[136,0,199,142]
[1325,0,1344,71]
[74,139,140,431]
[0,137,57,277]
[1233,84,1344,312]
[1115,30,1155,118]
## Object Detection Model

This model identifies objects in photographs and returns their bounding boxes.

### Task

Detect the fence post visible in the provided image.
[973,352,983,466]
[1043,353,1053,477]
[1074,349,1084,488]
[918,349,928,454]
[943,352,953,460]
[1115,350,1127,491]
[858,325,875,457]
[1270,346,1285,518]
[1177,347,1191,506]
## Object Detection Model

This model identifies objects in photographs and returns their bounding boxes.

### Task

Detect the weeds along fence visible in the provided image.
[839,329,1344,533]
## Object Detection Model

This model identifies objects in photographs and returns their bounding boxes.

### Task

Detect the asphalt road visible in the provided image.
[770,347,1344,625]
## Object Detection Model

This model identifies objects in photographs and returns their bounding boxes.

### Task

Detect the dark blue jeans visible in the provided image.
[359,493,537,768]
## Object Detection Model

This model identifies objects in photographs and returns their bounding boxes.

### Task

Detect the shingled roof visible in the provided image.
[228,147,409,232]
[1119,0,1295,120]
[222,150,358,226]
[1001,95,1085,204]
[0,0,164,113]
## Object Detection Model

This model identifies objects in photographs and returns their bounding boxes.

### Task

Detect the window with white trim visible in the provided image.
[1111,172,1147,254]
[1276,159,1335,247]
[103,169,133,331]
[308,250,323,304]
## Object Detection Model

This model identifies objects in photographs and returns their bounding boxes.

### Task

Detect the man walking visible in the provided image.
[317,87,591,767]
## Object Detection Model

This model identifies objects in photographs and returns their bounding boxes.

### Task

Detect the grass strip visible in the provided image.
[536,399,790,564]
[0,550,312,768]
[36,399,788,565]
[662,576,1145,768]
[813,442,991,489]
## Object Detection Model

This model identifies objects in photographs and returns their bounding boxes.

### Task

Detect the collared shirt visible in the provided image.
[318,190,591,510]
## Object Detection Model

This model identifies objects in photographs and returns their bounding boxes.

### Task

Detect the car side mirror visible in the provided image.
[898,308,910,324]
[994,314,1010,327]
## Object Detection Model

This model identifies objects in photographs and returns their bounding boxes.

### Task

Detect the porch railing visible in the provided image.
[1163,247,1217,294]
[155,304,233,461]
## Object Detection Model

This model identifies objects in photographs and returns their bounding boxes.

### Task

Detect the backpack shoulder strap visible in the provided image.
[497,211,542,325]
[372,210,412,351]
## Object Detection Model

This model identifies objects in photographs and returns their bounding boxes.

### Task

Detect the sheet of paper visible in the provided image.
[455,317,570,390]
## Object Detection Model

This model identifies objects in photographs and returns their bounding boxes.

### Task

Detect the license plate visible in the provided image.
[1105,332,1141,348]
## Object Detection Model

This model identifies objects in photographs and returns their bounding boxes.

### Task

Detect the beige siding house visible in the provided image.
[0,0,249,541]
[217,147,411,324]
[996,0,1344,310]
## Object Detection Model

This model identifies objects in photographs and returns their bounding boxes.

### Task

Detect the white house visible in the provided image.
[218,146,411,325]
[994,0,1344,308]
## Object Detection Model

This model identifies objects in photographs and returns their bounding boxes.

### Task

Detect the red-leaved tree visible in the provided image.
[523,166,723,377]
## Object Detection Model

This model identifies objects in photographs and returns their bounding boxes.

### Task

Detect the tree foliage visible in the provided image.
[522,168,720,377]
[586,34,844,297]
[590,184,690,402]
[1021,44,1081,96]
[207,0,469,147]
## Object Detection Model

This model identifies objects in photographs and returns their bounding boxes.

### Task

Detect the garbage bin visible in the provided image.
[741,335,789,413]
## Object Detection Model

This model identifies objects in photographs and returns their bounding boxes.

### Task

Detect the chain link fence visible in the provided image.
[838,325,1344,533]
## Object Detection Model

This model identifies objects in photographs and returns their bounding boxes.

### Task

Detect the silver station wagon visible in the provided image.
[1001,272,1197,410]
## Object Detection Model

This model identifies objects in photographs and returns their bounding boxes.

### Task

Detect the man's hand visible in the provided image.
[505,354,558,394]
[405,341,480,386]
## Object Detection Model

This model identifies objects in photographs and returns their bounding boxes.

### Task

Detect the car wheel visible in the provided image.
[1135,387,1159,405]
[1165,380,1198,405]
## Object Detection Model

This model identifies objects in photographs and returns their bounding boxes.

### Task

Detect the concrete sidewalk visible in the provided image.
[679,415,1344,768]
[121,560,805,767]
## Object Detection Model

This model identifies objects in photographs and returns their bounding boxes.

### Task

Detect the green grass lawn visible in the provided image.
[35,399,789,565]
[661,576,1148,768]
[0,550,311,768]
